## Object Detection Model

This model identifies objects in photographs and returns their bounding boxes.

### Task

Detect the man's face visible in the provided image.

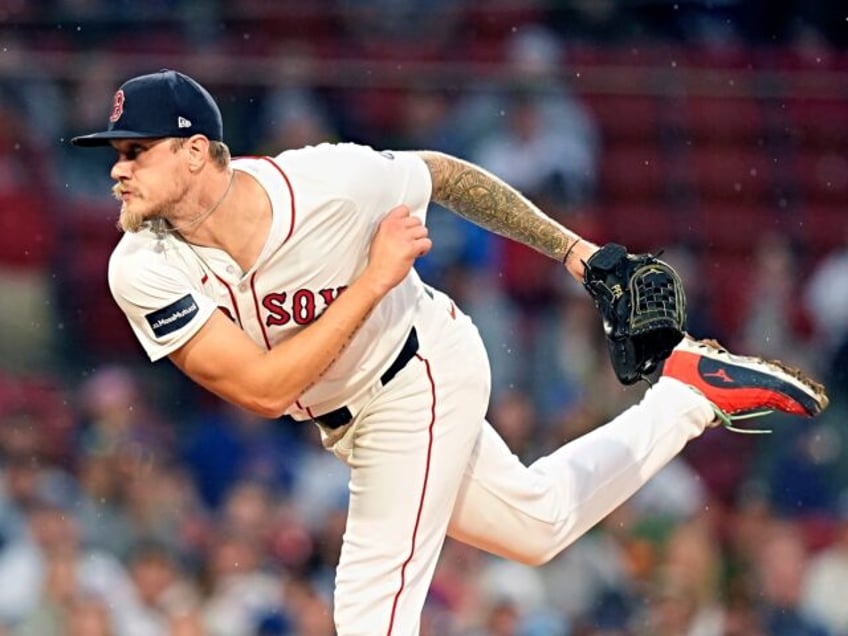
[110,138,188,232]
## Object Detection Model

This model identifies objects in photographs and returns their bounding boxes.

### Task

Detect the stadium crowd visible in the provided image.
[1,1,848,634]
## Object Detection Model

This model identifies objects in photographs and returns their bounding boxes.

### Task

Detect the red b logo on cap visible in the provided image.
[109,89,125,123]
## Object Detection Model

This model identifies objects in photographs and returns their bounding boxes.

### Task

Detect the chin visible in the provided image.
[119,205,149,233]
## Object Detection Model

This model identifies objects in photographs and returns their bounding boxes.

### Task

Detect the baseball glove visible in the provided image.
[583,242,687,385]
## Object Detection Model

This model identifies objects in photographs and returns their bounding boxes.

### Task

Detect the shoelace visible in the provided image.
[711,405,773,434]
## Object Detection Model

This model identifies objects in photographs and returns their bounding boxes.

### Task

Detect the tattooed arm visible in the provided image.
[416,150,597,282]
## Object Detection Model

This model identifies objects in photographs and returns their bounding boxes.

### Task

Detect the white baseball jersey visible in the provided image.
[108,143,431,421]
[107,140,715,635]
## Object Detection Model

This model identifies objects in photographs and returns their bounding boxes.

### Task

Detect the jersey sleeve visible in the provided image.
[275,143,433,226]
[108,242,218,362]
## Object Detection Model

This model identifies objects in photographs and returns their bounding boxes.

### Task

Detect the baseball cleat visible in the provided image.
[662,337,829,429]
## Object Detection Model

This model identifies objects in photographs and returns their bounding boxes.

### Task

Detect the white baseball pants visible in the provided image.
[331,289,714,635]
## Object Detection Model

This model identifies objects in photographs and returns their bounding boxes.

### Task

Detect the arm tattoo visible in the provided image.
[418,150,580,263]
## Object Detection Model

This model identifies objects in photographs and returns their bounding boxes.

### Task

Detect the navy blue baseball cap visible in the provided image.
[71,69,223,147]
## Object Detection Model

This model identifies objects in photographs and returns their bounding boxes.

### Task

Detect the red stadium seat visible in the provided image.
[685,144,777,204]
[791,149,848,205]
[695,204,794,251]
[681,96,769,143]
[582,93,661,143]
[59,204,138,359]
[599,143,668,204]
[781,97,848,150]
[599,203,681,252]
[699,250,755,337]
[800,204,848,254]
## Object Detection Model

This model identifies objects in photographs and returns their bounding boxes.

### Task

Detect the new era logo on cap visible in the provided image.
[70,69,223,147]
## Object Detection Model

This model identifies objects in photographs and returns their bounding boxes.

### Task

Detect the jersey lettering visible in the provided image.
[263,292,291,327]
[292,289,317,325]
[260,286,347,329]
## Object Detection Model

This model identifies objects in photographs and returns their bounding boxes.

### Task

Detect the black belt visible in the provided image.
[313,327,419,430]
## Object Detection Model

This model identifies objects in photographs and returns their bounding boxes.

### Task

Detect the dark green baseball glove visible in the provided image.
[583,243,687,385]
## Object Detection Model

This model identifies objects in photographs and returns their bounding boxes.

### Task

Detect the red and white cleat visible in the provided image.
[662,337,829,431]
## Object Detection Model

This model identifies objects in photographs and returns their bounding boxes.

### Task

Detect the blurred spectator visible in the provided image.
[219,480,277,547]
[389,87,460,155]
[76,365,175,467]
[802,509,848,633]
[0,500,138,632]
[752,520,829,636]
[630,457,707,522]
[55,56,120,201]
[289,441,349,535]
[199,532,284,636]
[804,228,848,399]
[477,556,566,635]
[640,515,726,635]
[533,290,608,419]
[739,233,813,366]
[0,89,57,373]
[302,495,347,601]
[540,506,637,628]
[121,461,208,566]
[0,36,63,141]
[428,539,487,631]
[462,25,600,210]
[256,87,339,156]
[282,575,335,636]
[488,390,542,465]
[121,540,201,636]
[64,597,116,636]
[463,24,599,200]
[765,419,841,517]
[72,365,182,556]
[0,403,77,548]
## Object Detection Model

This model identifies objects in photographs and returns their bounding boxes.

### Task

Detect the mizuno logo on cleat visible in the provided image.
[702,368,734,383]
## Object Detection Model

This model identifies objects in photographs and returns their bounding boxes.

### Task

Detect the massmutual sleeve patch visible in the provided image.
[145,294,199,337]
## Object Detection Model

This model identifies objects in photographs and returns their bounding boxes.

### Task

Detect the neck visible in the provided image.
[163,170,235,236]
[172,169,272,273]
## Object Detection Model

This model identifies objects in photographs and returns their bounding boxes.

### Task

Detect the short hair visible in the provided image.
[169,137,231,168]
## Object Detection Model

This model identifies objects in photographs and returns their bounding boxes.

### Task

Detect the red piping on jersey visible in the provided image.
[234,156,296,351]
[386,353,436,635]
[212,273,243,326]
[259,156,296,246]
[294,399,315,418]
[250,271,272,350]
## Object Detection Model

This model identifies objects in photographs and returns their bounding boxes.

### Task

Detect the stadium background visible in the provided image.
[1,1,848,634]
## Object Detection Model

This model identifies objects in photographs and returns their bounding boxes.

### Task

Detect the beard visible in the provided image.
[112,181,186,234]
[112,182,146,233]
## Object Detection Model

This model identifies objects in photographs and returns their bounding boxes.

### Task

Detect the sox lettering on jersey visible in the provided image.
[262,285,347,327]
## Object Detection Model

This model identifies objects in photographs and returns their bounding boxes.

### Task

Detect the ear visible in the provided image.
[184,135,211,172]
